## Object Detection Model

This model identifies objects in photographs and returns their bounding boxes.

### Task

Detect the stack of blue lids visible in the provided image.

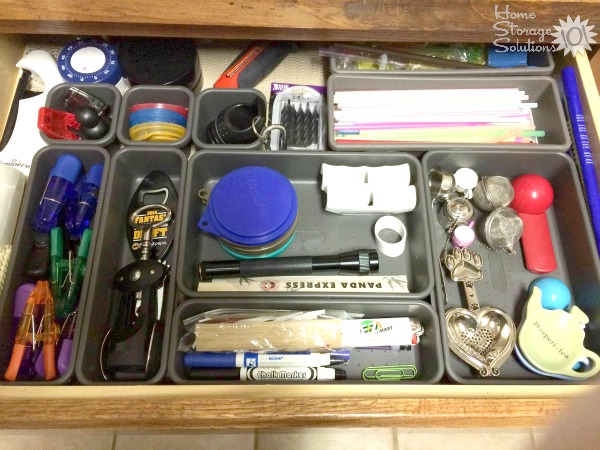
[198,166,298,259]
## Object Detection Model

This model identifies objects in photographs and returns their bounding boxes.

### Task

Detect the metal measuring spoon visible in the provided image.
[443,248,516,377]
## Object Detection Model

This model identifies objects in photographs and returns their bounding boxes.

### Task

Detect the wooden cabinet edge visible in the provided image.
[0,34,25,138]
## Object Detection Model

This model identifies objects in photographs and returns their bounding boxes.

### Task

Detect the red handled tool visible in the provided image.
[213,42,296,89]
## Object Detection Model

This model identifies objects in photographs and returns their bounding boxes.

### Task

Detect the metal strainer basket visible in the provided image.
[482,207,523,253]
[472,176,514,211]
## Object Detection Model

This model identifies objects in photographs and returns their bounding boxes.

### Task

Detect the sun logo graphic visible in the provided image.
[360,320,383,334]
[551,15,597,56]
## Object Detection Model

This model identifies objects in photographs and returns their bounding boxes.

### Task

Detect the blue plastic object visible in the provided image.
[58,39,123,85]
[529,277,571,310]
[129,108,187,127]
[487,46,528,68]
[198,166,298,247]
[514,344,580,381]
[33,155,82,234]
[65,163,104,239]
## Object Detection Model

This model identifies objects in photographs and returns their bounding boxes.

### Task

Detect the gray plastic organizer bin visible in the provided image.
[329,51,555,76]
[117,85,194,148]
[168,298,444,384]
[75,147,186,384]
[41,83,121,148]
[192,88,266,150]
[177,150,434,299]
[327,75,571,153]
[0,145,109,385]
[422,151,600,384]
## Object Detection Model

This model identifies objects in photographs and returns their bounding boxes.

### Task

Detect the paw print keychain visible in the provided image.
[444,247,516,377]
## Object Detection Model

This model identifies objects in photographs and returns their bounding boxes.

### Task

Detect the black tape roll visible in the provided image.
[206,98,266,145]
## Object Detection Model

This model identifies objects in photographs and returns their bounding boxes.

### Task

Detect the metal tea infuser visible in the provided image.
[437,197,474,230]
[472,175,514,211]
[471,176,523,253]
[480,207,523,253]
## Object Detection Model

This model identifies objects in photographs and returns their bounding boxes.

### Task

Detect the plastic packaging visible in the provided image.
[178,308,421,353]
[268,83,326,151]
[325,43,486,72]
[406,43,486,66]
[178,309,360,352]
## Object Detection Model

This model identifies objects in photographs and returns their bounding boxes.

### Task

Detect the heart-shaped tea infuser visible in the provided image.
[443,248,516,377]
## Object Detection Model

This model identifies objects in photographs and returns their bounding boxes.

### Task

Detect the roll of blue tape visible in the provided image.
[129,108,187,127]
[58,39,123,86]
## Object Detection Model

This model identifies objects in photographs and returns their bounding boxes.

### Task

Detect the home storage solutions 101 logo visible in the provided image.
[493,4,597,56]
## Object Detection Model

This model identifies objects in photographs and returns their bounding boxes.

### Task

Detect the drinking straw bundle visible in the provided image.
[333,88,544,144]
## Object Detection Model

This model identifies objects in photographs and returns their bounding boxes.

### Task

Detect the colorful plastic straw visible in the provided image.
[333,88,541,144]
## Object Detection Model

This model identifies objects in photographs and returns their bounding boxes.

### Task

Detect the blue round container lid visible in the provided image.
[198,166,298,246]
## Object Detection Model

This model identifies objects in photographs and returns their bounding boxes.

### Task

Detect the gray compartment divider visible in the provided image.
[177,150,434,300]
[329,51,555,77]
[41,83,121,148]
[75,146,187,384]
[168,298,444,385]
[192,88,265,150]
[116,85,194,148]
[0,146,110,385]
[422,151,600,384]
[327,75,571,153]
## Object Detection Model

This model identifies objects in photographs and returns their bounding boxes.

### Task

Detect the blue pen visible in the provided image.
[561,67,600,257]
[183,351,349,368]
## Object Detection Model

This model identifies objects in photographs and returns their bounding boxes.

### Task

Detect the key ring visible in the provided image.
[252,116,287,150]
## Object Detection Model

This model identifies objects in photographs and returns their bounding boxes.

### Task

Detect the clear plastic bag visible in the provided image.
[404,43,487,67]
[178,308,362,352]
